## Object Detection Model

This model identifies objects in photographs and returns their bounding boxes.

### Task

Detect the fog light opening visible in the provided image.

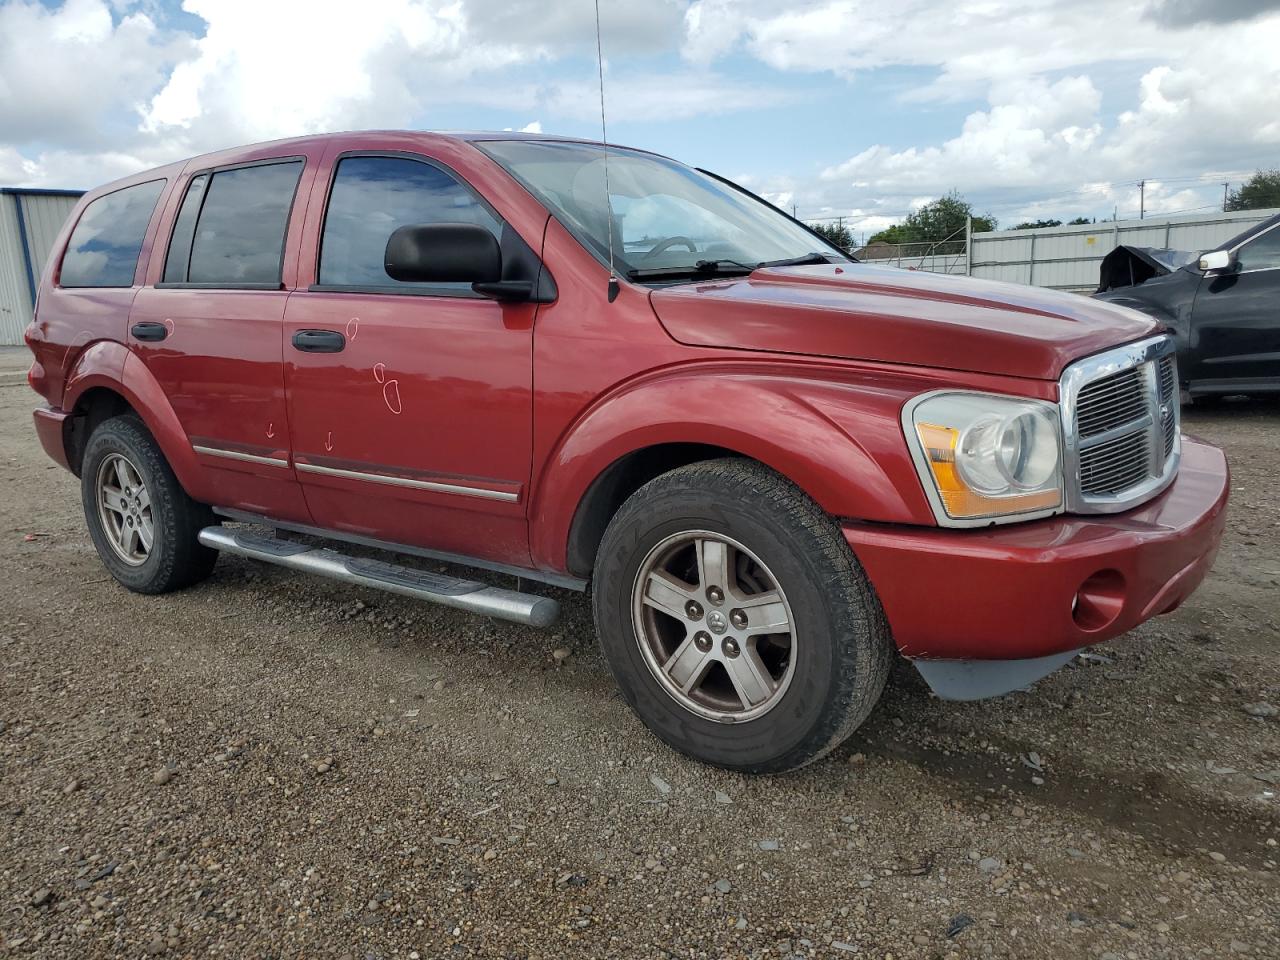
[1072,569,1126,632]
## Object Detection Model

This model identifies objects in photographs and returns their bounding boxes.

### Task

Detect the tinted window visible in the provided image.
[162,173,208,283]
[318,156,500,289]
[59,180,165,288]
[185,161,303,285]
[1237,226,1280,272]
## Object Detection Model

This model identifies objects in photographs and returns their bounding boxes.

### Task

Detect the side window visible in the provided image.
[59,179,165,288]
[318,155,500,290]
[162,173,208,283]
[164,160,303,286]
[1236,227,1280,272]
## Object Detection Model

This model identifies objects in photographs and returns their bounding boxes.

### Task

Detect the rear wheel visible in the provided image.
[81,416,217,593]
[592,458,892,773]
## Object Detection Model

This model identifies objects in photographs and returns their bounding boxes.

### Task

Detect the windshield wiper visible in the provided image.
[625,259,757,281]
[625,252,841,283]
[760,252,840,268]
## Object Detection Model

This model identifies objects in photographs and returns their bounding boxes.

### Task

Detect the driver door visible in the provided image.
[282,147,536,567]
[1190,223,1280,390]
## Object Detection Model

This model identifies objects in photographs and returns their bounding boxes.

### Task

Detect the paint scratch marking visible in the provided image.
[383,380,402,415]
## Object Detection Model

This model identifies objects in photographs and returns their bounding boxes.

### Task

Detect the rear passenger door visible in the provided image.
[130,156,314,522]
[282,149,536,567]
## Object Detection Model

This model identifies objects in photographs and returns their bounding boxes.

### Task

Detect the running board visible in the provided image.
[197,527,560,628]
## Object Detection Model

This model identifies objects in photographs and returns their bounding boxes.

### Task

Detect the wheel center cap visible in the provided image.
[706,611,728,635]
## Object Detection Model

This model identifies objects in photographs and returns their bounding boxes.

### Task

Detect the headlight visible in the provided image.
[903,392,1063,526]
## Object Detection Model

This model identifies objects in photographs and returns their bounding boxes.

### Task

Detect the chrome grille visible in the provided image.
[1079,430,1152,494]
[1076,367,1148,439]
[1158,355,1177,456]
[1061,336,1180,513]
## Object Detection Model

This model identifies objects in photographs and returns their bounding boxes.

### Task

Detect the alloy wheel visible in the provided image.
[95,452,153,566]
[631,530,796,722]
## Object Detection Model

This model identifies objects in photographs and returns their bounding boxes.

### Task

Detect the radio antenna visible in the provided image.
[593,0,619,302]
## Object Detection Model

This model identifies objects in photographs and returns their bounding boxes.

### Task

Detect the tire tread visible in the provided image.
[595,457,892,773]
[81,415,217,594]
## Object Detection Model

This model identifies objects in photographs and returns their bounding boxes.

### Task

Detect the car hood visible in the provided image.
[648,263,1158,382]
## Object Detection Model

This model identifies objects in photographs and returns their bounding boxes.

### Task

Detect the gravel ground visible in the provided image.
[1,346,1277,959]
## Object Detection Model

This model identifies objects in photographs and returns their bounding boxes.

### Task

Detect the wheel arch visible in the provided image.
[63,385,134,475]
[62,344,210,501]
[531,368,935,578]
[565,442,741,579]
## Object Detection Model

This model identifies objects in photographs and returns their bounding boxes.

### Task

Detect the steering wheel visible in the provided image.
[643,236,699,260]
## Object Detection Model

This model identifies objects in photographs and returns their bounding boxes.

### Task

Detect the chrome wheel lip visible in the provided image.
[631,529,797,724]
[95,452,153,567]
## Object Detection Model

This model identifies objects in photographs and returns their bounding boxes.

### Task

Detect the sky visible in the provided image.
[1,0,1278,238]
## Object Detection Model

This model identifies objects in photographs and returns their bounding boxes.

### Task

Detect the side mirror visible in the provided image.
[1198,249,1233,273]
[384,223,502,285]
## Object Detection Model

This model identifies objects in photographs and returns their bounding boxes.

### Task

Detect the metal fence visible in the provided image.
[852,243,968,276]
[857,208,1280,292]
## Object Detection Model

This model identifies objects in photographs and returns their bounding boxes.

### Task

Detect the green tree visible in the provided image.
[1013,218,1062,230]
[1226,170,1280,212]
[1068,216,1095,225]
[808,220,853,252]
[867,192,995,252]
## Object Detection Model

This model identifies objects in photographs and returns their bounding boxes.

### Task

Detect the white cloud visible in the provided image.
[464,0,685,54]
[1,0,1277,233]
[140,0,536,153]
[682,0,1280,225]
[820,76,1104,193]
[0,0,783,186]
[0,0,187,146]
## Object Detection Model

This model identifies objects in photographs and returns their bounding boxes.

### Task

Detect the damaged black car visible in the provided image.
[1095,213,1280,400]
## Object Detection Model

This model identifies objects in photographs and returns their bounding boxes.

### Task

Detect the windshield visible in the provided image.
[478,140,847,281]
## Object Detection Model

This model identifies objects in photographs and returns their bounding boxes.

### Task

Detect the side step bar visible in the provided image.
[197,527,560,628]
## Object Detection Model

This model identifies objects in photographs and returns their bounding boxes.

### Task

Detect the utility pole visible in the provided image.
[1139,180,1146,220]
[1223,182,1230,212]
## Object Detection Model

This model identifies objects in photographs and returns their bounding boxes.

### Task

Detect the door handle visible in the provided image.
[131,322,169,342]
[291,329,346,353]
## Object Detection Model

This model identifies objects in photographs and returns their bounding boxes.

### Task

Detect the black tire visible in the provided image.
[80,415,218,594]
[592,458,892,773]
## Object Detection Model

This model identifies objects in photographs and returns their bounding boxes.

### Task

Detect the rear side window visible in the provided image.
[162,173,208,283]
[59,179,165,288]
[1237,226,1280,272]
[318,155,500,291]
[164,160,303,287]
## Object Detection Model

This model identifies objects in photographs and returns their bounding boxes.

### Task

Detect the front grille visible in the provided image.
[1158,355,1177,456]
[1062,337,1180,512]
[1079,429,1152,494]
[1076,367,1148,439]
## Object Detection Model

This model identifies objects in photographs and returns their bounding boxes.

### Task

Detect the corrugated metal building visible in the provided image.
[0,188,83,345]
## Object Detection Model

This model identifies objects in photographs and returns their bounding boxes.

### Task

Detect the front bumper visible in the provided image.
[844,436,1229,669]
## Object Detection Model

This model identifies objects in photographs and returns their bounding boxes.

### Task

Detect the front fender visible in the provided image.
[63,342,211,502]
[528,363,938,572]
[1092,293,1175,325]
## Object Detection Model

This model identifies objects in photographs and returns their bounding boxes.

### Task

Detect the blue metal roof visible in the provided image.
[0,187,85,198]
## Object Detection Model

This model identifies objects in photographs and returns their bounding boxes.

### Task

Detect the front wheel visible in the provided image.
[81,415,218,594]
[592,459,892,773]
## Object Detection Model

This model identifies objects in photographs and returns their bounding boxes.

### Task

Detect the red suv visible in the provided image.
[26,132,1229,772]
